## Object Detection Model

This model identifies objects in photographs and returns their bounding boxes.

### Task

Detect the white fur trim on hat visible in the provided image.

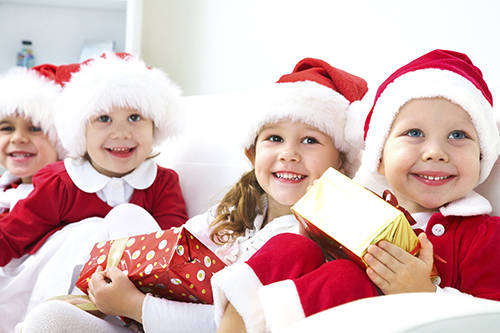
[55,53,183,157]
[363,68,500,187]
[243,81,361,177]
[0,67,65,159]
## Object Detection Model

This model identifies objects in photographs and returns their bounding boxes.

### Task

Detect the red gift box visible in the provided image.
[76,226,226,304]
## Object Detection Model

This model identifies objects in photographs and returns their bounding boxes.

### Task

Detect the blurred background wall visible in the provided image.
[0,0,499,104]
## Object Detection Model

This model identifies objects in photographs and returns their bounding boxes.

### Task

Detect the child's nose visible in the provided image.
[278,145,300,162]
[110,123,132,140]
[422,141,449,162]
[10,129,29,144]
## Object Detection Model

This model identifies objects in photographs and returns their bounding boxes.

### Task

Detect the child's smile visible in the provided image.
[411,172,455,185]
[273,171,307,182]
[105,147,136,157]
[9,151,36,159]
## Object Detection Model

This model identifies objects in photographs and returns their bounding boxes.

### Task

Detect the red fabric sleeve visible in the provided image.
[129,166,188,230]
[454,215,500,301]
[0,162,112,266]
[429,214,500,301]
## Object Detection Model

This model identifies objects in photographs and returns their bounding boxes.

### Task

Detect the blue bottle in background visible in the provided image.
[16,40,35,68]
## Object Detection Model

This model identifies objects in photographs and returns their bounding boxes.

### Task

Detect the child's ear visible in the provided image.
[378,158,386,175]
[245,146,256,166]
[336,152,347,175]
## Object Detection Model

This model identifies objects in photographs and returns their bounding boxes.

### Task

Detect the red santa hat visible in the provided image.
[54,52,182,157]
[362,49,500,186]
[242,58,368,177]
[0,65,66,159]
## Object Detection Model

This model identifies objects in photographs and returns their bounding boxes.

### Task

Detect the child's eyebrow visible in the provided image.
[303,125,322,132]
[260,124,279,131]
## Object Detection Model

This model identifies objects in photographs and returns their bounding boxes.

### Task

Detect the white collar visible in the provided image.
[64,157,157,193]
[0,170,20,189]
[439,190,492,217]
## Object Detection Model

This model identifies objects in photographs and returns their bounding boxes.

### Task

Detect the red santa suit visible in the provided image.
[0,158,188,267]
[211,191,500,332]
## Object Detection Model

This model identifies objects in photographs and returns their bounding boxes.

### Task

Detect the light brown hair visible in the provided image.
[209,168,265,245]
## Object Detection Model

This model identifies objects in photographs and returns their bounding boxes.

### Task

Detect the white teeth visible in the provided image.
[109,148,132,152]
[11,153,33,157]
[418,174,450,181]
[275,172,305,181]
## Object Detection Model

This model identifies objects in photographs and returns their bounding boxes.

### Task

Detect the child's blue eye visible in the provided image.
[0,126,14,132]
[98,115,111,122]
[302,137,319,144]
[129,114,141,122]
[267,135,283,143]
[405,129,423,137]
[449,131,466,139]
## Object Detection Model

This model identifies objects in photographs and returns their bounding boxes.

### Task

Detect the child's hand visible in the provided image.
[88,266,146,323]
[363,233,436,295]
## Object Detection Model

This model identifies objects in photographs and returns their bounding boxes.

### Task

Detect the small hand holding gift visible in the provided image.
[291,167,440,282]
[76,226,226,307]
[88,266,145,322]
[364,232,437,295]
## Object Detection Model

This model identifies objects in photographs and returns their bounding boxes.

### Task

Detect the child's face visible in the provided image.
[378,97,480,213]
[248,120,344,216]
[86,106,154,177]
[0,116,58,183]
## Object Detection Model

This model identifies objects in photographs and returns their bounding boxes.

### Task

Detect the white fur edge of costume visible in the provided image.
[211,262,266,333]
[258,279,305,333]
[54,53,183,157]
[361,68,500,188]
[0,67,66,159]
[241,81,361,177]
[440,190,492,217]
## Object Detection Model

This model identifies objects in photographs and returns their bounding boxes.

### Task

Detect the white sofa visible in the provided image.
[155,92,500,332]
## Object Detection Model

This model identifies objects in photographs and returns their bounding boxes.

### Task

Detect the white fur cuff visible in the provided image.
[259,280,305,332]
[211,262,265,332]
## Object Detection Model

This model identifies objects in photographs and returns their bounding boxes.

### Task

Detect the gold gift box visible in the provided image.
[291,167,420,268]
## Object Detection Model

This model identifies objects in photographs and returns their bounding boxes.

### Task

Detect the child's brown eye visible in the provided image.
[129,114,141,122]
[267,135,283,142]
[98,115,111,122]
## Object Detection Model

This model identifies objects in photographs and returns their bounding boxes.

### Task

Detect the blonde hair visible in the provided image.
[209,169,265,245]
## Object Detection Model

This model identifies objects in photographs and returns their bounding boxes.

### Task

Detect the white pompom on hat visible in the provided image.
[362,49,500,187]
[54,52,182,157]
[0,65,66,159]
[242,58,369,177]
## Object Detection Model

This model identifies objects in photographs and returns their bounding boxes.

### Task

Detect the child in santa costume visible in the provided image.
[0,52,188,268]
[0,53,189,332]
[21,57,368,332]
[0,65,65,217]
[212,49,500,333]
